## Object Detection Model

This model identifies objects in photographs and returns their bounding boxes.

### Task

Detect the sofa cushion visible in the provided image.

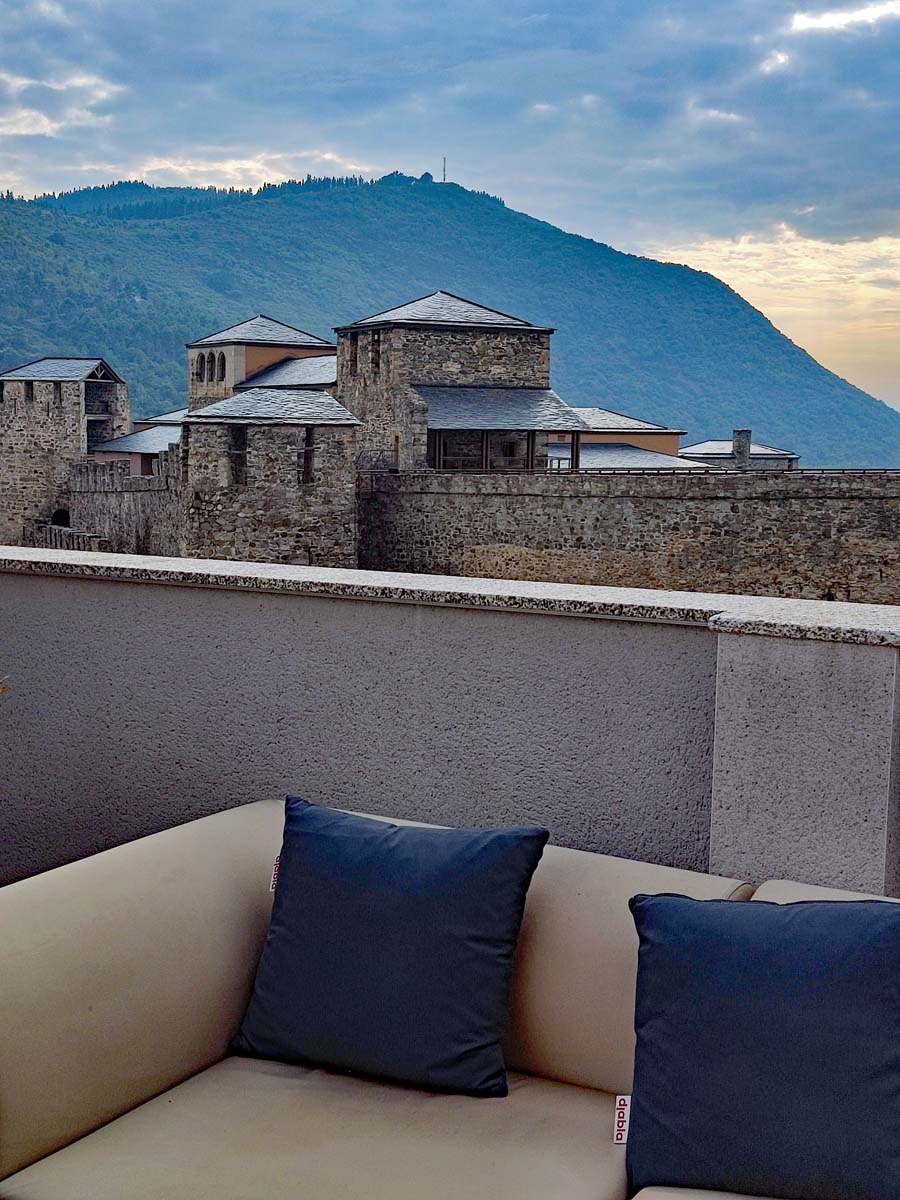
[0,1057,627,1200]
[628,892,900,1200]
[634,1191,779,1199]
[234,799,549,1096]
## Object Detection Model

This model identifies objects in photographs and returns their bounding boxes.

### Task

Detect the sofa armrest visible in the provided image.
[0,799,284,1179]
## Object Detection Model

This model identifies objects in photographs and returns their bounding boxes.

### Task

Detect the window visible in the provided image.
[52,382,61,404]
[370,330,381,377]
[228,425,248,484]
[299,426,316,487]
[196,355,205,382]
[23,381,33,404]
[217,352,226,382]
[206,352,216,383]
[348,333,358,376]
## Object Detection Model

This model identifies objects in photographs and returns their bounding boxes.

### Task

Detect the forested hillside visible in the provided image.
[1,171,897,465]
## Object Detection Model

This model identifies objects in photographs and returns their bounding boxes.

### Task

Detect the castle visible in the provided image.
[4,289,900,605]
[0,290,690,565]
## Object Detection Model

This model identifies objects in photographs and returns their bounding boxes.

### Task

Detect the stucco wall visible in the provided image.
[359,470,900,604]
[0,569,717,884]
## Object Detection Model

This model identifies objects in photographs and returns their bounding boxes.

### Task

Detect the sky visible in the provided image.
[1,0,899,404]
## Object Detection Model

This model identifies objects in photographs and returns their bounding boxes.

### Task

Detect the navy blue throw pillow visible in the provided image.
[233,799,549,1096]
[628,893,900,1200]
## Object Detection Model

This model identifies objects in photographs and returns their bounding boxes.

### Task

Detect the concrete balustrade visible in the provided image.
[1,546,899,892]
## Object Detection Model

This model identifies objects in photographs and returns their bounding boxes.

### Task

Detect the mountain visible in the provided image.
[1,172,897,466]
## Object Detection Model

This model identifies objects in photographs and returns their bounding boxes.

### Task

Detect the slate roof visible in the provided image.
[548,443,714,470]
[188,315,333,349]
[0,357,122,382]
[574,406,685,434]
[144,407,188,424]
[680,439,797,458]
[94,426,181,455]
[238,355,337,389]
[416,386,591,431]
[185,388,361,426]
[338,291,552,332]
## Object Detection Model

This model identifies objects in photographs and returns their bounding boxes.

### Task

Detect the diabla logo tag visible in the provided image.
[613,1095,631,1144]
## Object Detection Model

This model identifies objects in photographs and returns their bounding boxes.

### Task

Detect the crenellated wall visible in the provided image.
[359,469,900,604]
[181,422,359,566]
[68,451,182,556]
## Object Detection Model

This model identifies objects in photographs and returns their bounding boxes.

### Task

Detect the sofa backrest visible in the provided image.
[0,799,284,1180]
[0,798,746,1179]
[503,843,750,1094]
[751,879,893,903]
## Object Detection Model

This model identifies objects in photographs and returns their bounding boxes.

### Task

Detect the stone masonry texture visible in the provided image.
[358,470,900,603]
[181,422,358,566]
[336,326,550,469]
[68,452,182,556]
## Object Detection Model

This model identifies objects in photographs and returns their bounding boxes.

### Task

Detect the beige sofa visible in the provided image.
[0,800,859,1200]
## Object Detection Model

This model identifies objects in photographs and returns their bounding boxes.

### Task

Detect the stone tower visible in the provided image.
[186,315,336,410]
[0,357,129,544]
[333,291,553,470]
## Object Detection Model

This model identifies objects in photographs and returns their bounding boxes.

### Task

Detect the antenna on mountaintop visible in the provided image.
[442,157,447,184]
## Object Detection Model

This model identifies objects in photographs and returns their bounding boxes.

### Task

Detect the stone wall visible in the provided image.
[181,422,358,566]
[359,470,900,604]
[68,451,182,556]
[0,380,86,544]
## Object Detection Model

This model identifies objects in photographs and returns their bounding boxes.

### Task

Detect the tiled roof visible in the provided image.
[144,407,188,424]
[94,426,181,455]
[680,440,797,458]
[574,406,684,434]
[0,357,120,382]
[549,443,714,470]
[185,388,361,426]
[188,315,333,348]
[238,355,337,389]
[416,386,591,431]
[339,291,550,331]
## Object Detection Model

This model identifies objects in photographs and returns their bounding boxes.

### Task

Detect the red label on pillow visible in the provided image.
[270,855,280,892]
[613,1094,631,1144]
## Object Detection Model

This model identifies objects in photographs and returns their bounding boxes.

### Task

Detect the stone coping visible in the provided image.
[2,546,900,647]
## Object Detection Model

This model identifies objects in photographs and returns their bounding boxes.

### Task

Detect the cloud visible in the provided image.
[0,70,123,139]
[138,149,376,188]
[0,105,111,136]
[686,99,747,123]
[647,224,900,403]
[759,50,791,72]
[0,70,121,100]
[30,0,72,23]
[791,1,900,31]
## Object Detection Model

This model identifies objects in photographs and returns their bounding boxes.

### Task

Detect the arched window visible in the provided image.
[217,352,226,382]
[196,355,205,382]
[206,352,215,382]
[51,508,70,528]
